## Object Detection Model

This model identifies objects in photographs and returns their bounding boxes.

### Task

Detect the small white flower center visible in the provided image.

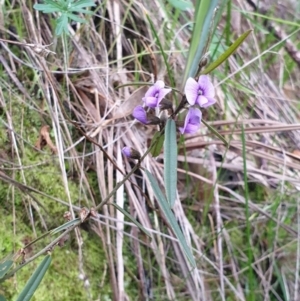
[155,92,159,98]
[198,89,203,96]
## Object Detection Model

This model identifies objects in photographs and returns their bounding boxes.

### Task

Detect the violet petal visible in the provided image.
[157,88,172,105]
[196,95,209,107]
[179,107,202,134]
[198,75,215,98]
[132,106,148,124]
[201,97,216,108]
[122,147,131,158]
[184,78,199,105]
[143,96,159,108]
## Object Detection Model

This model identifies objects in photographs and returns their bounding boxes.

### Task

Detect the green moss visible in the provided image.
[0,200,112,300]
[0,96,112,300]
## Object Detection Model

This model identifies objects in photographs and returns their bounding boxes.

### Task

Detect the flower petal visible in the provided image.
[196,95,209,107]
[183,123,200,134]
[154,80,165,89]
[179,107,202,134]
[201,97,216,108]
[143,96,159,107]
[188,107,202,124]
[157,88,171,104]
[122,147,131,158]
[198,75,215,98]
[184,77,199,105]
[144,80,165,98]
[122,146,141,159]
[132,106,148,124]
[144,86,158,98]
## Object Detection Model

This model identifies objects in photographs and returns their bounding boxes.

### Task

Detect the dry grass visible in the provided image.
[0,0,300,300]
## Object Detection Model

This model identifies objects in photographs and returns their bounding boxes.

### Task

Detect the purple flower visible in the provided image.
[132,106,148,124]
[142,80,171,108]
[179,107,202,134]
[122,147,132,158]
[184,75,216,108]
[132,105,160,125]
[122,147,141,160]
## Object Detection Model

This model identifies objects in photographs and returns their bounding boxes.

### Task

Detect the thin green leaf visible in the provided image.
[201,119,229,147]
[150,132,165,157]
[71,0,96,9]
[110,203,152,238]
[145,170,196,267]
[66,13,87,23]
[182,0,219,87]
[69,8,94,14]
[16,255,52,301]
[164,119,177,208]
[241,125,255,300]
[23,232,52,251]
[167,0,193,11]
[145,14,175,90]
[55,15,69,36]
[201,30,252,74]
[242,10,300,27]
[0,260,13,279]
[50,218,81,235]
[33,4,62,13]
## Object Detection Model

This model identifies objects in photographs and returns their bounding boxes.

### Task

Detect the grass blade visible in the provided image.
[16,255,52,301]
[182,0,219,86]
[150,132,165,157]
[201,119,228,147]
[145,170,196,267]
[0,259,13,280]
[201,30,252,74]
[145,13,175,88]
[164,119,177,208]
[50,218,81,235]
[110,203,152,238]
[241,125,255,300]
[167,0,193,11]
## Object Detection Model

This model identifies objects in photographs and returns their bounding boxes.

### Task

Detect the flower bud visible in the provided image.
[122,147,141,160]
[132,105,161,125]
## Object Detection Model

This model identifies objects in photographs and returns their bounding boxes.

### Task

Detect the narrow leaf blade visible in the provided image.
[33,3,61,12]
[164,119,177,208]
[150,132,165,157]
[167,0,193,11]
[50,218,81,235]
[66,13,88,23]
[201,119,228,147]
[146,170,196,267]
[145,14,175,89]
[110,203,152,238]
[201,30,252,74]
[0,259,13,279]
[16,255,52,301]
[55,15,69,36]
[182,0,219,86]
[71,0,96,9]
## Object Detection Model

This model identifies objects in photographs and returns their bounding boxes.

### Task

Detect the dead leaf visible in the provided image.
[35,125,57,154]
[113,86,148,119]
[77,89,100,122]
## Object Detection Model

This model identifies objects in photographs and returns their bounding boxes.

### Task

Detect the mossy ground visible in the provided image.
[0,97,112,300]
